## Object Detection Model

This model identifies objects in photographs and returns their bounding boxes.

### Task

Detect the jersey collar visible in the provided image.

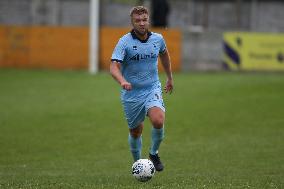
[130,29,152,43]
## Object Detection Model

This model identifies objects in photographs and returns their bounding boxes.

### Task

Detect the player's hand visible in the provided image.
[121,81,132,91]
[164,78,173,94]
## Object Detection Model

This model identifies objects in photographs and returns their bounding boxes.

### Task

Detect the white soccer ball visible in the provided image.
[132,159,155,182]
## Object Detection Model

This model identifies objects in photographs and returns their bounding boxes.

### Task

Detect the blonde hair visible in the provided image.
[130,6,149,17]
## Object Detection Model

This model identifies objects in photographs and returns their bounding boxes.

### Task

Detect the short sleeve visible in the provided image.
[111,38,127,63]
[159,35,167,54]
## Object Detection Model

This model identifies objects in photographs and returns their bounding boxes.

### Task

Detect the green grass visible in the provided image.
[0,69,283,188]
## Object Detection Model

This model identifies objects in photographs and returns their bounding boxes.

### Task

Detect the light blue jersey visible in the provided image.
[111,30,166,128]
[111,30,166,90]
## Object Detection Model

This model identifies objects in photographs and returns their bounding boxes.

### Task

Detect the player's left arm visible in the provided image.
[159,49,173,94]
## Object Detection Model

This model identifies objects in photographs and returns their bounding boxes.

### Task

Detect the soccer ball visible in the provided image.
[132,159,155,182]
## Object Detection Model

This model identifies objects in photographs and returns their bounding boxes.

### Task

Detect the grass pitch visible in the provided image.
[0,69,283,188]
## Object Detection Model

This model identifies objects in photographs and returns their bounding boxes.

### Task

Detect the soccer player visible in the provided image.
[110,6,173,172]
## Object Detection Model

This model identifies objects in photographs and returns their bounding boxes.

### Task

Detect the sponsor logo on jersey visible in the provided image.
[130,53,157,61]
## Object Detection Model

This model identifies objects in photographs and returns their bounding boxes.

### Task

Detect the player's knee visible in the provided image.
[130,126,143,138]
[130,131,141,138]
[152,115,164,129]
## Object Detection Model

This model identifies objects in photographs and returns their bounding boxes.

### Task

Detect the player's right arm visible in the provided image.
[110,36,132,91]
[110,61,132,91]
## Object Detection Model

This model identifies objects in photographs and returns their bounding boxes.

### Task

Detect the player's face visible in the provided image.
[131,13,149,36]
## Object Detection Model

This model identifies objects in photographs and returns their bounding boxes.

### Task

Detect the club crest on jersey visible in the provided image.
[130,53,157,61]
[133,46,137,50]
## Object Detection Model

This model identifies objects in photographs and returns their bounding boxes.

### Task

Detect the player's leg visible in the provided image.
[148,106,165,150]
[148,107,165,171]
[122,99,146,162]
[129,123,143,161]
[145,87,166,171]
